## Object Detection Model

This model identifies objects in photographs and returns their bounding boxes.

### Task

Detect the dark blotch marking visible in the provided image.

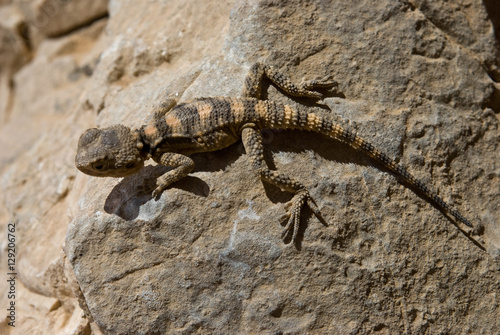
[101,130,120,147]
[242,99,259,123]
[172,103,201,134]
[207,98,233,126]
[154,111,171,136]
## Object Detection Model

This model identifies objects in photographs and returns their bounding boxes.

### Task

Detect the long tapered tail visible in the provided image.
[267,102,473,228]
[327,118,473,227]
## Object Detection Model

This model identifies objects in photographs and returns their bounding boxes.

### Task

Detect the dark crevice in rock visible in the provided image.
[483,83,500,114]
[483,0,500,43]
[46,13,109,39]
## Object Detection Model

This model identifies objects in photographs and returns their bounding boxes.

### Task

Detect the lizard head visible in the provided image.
[75,125,146,177]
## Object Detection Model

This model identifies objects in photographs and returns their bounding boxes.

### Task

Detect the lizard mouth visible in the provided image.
[76,159,144,177]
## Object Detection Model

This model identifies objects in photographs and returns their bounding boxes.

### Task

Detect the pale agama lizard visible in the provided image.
[75,63,473,243]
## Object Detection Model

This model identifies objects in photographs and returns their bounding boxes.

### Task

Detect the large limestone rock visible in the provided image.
[1,0,499,334]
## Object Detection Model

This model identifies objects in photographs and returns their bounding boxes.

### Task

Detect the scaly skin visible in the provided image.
[75,63,473,243]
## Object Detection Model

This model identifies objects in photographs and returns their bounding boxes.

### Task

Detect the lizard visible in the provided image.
[75,63,474,243]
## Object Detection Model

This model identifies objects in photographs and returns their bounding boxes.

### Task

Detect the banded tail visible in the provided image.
[261,101,473,228]
[330,123,473,228]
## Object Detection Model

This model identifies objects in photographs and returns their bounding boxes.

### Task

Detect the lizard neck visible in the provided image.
[134,128,154,159]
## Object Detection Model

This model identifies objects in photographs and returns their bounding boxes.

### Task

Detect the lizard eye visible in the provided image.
[126,162,135,169]
[92,162,109,171]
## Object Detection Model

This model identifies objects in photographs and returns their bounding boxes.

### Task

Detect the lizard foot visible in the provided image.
[152,180,170,198]
[298,76,338,99]
[281,190,322,243]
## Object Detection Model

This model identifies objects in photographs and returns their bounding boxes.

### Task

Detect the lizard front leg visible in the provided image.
[152,152,195,198]
[241,125,322,243]
[242,62,337,100]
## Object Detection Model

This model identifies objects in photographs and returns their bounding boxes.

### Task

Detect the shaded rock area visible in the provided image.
[1,0,499,334]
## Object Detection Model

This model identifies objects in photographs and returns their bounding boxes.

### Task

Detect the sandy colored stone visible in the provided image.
[0,0,499,334]
[0,13,105,335]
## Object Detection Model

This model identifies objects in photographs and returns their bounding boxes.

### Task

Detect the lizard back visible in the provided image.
[141,97,267,156]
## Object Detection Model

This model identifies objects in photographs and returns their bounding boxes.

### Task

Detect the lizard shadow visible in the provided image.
[104,165,211,221]
[104,148,242,221]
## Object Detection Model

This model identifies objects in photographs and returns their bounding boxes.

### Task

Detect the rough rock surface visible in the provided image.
[1,0,499,334]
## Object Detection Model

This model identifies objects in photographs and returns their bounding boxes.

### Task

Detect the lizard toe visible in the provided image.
[152,186,164,198]
[280,190,312,243]
[302,76,337,89]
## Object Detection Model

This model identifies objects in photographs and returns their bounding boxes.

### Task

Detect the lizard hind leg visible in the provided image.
[241,125,323,243]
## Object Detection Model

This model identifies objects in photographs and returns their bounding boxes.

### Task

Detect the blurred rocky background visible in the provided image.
[0,0,499,334]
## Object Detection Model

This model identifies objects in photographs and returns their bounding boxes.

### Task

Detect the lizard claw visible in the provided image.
[280,190,321,244]
[152,186,165,198]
